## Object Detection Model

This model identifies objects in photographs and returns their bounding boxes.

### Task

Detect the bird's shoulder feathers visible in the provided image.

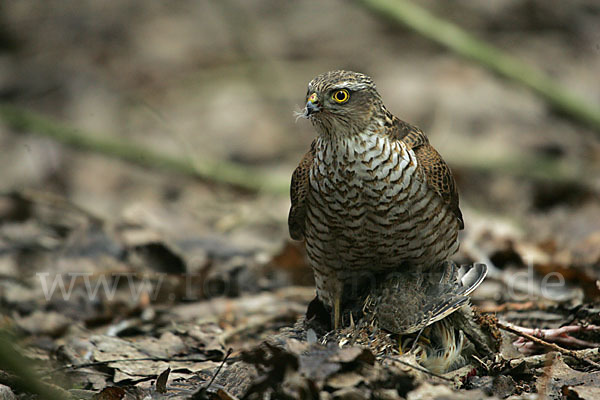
[383,108,464,229]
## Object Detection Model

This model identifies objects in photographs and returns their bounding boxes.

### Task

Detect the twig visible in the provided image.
[0,103,288,194]
[513,325,600,349]
[48,356,220,374]
[508,347,600,369]
[477,301,538,313]
[219,313,297,345]
[496,320,600,369]
[471,354,489,373]
[206,348,233,390]
[191,348,234,399]
[0,189,105,225]
[355,0,600,133]
[382,355,453,382]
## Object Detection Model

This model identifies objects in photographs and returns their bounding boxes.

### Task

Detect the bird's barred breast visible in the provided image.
[305,133,459,275]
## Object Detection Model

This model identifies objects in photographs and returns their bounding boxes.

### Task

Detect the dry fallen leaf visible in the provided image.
[156,367,170,394]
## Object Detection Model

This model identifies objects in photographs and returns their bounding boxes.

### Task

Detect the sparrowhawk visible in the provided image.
[289,70,463,329]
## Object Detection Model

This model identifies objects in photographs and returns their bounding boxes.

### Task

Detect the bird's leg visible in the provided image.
[333,294,341,330]
[328,279,343,330]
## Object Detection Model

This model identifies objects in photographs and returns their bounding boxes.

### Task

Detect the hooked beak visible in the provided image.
[304,93,321,117]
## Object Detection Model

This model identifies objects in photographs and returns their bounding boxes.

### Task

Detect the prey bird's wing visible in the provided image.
[385,111,464,229]
[288,140,316,240]
[423,262,488,326]
[364,262,487,334]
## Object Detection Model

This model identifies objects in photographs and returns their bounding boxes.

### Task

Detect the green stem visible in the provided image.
[0,331,69,400]
[355,0,600,132]
[0,103,288,194]
[0,103,590,193]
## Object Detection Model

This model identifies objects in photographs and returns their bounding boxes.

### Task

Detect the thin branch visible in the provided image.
[496,320,600,369]
[381,355,453,382]
[0,103,288,194]
[508,347,600,369]
[355,0,600,133]
[48,356,223,374]
[219,313,298,345]
[206,348,234,391]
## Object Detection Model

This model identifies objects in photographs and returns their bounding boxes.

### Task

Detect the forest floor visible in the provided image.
[1,1,600,399]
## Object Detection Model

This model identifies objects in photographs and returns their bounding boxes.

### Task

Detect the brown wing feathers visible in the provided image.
[386,114,464,229]
[414,144,464,229]
[288,140,316,240]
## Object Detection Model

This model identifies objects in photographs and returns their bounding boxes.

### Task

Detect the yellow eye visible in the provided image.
[332,89,350,104]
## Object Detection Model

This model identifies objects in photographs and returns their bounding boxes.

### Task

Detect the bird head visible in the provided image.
[300,70,384,136]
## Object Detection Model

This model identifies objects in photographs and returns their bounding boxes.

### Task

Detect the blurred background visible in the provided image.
[1,0,600,395]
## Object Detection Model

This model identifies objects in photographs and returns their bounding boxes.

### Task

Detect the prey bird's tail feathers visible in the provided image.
[363,261,487,335]
[456,262,488,296]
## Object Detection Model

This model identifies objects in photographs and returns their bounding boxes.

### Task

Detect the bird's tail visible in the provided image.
[455,262,488,296]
